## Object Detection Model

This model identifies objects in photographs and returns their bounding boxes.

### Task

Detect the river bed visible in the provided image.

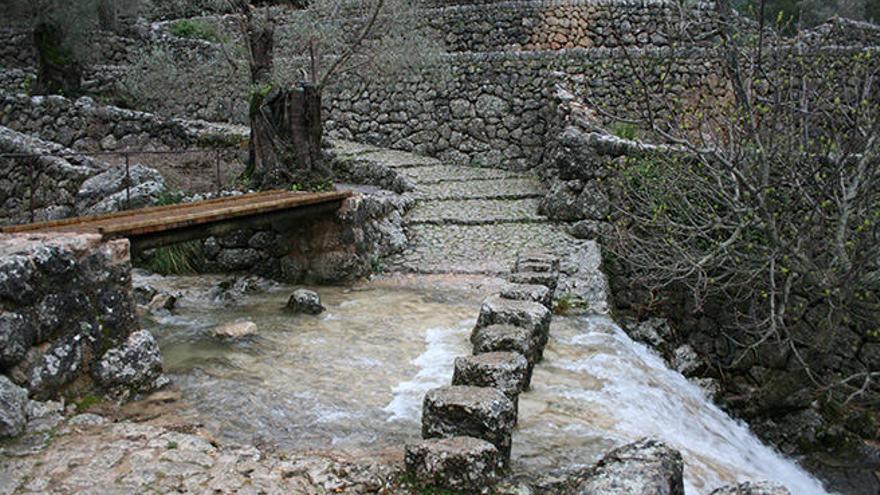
[138,273,829,494]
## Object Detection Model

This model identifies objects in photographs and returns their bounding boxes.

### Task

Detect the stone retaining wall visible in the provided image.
[185,191,411,284]
[0,234,165,437]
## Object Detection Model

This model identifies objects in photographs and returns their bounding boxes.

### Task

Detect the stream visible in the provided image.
[138,273,830,495]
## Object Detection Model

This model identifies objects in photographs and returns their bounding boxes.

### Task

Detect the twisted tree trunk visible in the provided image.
[242,8,331,191]
[32,22,82,97]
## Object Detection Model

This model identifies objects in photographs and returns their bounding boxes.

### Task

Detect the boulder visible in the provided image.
[452,352,530,401]
[422,386,517,465]
[0,311,34,368]
[75,164,164,210]
[405,436,501,492]
[499,282,552,310]
[0,375,28,438]
[709,481,791,495]
[216,248,262,272]
[575,438,684,495]
[148,292,177,313]
[471,324,539,367]
[476,295,551,356]
[672,345,706,377]
[82,180,166,216]
[507,271,558,292]
[93,330,165,397]
[286,289,325,315]
[213,321,258,339]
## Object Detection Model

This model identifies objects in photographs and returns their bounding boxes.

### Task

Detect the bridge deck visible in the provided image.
[0,190,352,239]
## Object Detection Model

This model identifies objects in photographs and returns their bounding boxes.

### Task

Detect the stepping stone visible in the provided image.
[452,352,530,405]
[476,295,551,357]
[499,282,552,310]
[507,271,559,293]
[515,252,560,272]
[471,324,538,366]
[422,386,517,466]
[404,436,501,492]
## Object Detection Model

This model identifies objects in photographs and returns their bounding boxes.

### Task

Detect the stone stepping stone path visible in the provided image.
[407,252,563,492]
[412,177,544,201]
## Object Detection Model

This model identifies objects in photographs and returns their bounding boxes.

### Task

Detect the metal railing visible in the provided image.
[0,148,234,224]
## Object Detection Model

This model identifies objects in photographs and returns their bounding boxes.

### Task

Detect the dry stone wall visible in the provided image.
[0,234,165,423]
[429,0,717,53]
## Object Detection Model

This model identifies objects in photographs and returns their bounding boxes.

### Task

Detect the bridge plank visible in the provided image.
[1,190,352,240]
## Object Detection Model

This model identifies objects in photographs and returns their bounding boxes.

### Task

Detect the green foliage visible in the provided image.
[168,19,224,43]
[141,241,201,275]
[554,293,588,316]
[74,394,103,413]
[21,74,36,95]
[611,122,640,141]
[166,441,178,449]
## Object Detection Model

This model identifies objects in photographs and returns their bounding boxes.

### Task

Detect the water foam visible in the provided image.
[383,319,473,422]
[563,316,831,495]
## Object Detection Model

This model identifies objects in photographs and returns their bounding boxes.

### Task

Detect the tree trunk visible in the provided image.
[32,22,82,97]
[240,6,331,191]
[98,0,119,32]
[250,84,331,191]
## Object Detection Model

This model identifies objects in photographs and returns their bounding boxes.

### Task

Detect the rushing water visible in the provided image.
[139,274,829,494]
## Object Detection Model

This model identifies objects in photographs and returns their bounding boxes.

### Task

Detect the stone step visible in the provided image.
[411,178,544,201]
[405,198,547,225]
[385,223,579,274]
[398,165,528,184]
[421,385,517,465]
[329,140,442,168]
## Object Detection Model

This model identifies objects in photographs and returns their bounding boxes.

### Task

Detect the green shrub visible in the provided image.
[610,122,639,141]
[168,19,224,43]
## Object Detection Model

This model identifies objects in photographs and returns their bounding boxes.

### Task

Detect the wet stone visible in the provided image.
[575,438,684,495]
[286,289,325,315]
[709,481,791,495]
[93,329,165,398]
[452,352,530,401]
[471,324,540,372]
[422,385,517,465]
[213,320,258,339]
[507,271,559,292]
[405,436,501,492]
[499,282,552,310]
[476,295,551,358]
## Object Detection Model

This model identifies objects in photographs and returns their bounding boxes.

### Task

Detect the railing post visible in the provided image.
[28,156,36,224]
[124,153,131,210]
[215,149,222,197]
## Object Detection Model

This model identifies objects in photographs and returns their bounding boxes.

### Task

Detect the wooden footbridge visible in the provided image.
[0,190,352,252]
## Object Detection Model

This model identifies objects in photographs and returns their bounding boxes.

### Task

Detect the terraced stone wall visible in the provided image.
[0,94,244,153]
[429,0,717,52]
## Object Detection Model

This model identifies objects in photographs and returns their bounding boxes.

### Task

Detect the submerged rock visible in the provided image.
[213,321,258,339]
[405,436,501,492]
[709,481,791,495]
[93,330,165,398]
[0,375,28,438]
[286,289,325,315]
[575,438,684,495]
[422,385,517,465]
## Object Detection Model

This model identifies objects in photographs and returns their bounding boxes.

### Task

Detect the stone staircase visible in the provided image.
[333,141,583,275]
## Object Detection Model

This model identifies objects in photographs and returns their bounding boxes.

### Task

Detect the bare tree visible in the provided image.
[225,0,439,190]
[594,1,880,406]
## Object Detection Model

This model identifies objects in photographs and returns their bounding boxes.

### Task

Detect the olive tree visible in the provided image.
[597,0,880,406]
[226,0,439,190]
[2,0,140,95]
